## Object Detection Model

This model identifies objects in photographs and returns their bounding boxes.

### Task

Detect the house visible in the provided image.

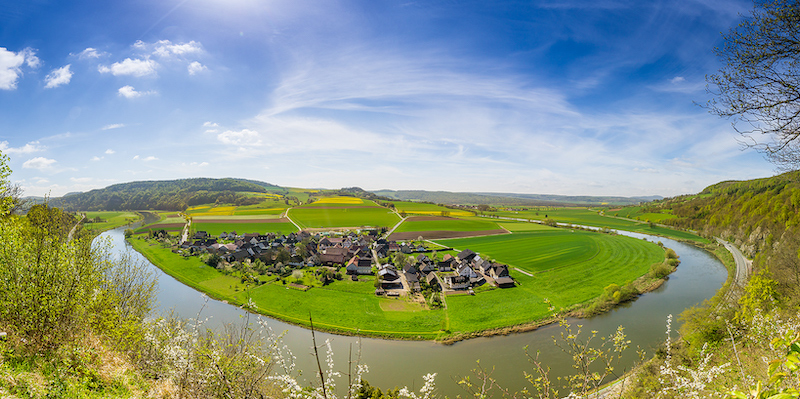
[425,272,440,289]
[378,266,399,281]
[457,248,477,263]
[437,260,454,272]
[444,274,470,290]
[319,247,348,265]
[491,264,515,287]
[345,255,373,275]
[457,264,478,279]
[192,231,208,240]
[404,271,421,292]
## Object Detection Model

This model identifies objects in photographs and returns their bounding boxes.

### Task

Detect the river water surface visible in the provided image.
[98,224,726,397]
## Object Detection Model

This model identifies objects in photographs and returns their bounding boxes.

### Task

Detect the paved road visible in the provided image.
[715,237,752,300]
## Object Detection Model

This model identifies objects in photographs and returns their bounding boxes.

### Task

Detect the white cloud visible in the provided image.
[77,47,103,59]
[670,76,685,84]
[105,149,115,154]
[90,156,103,161]
[99,58,157,77]
[151,40,203,57]
[184,161,209,167]
[142,156,158,162]
[217,129,261,146]
[132,155,139,160]
[102,123,125,130]
[0,47,39,90]
[203,121,219,127]
[188,61,207,75]
[0,140,44,154]
[44,64,73,88]
[22,157,56,170]
[118,85,155,98]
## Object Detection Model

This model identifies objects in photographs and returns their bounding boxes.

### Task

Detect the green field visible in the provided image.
[437,226,665,327]
[394,216,502,233]
[191,221,298,236]
[82,211,141,232]
[288,201,400,229]
[491,208,706,242]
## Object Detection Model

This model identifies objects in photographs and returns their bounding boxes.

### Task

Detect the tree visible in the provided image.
[707,0,800,170]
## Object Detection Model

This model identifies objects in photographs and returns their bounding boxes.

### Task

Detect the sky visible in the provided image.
[0,0,777,198]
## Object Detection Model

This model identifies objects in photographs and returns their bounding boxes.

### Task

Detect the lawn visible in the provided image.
[288,203,400,229]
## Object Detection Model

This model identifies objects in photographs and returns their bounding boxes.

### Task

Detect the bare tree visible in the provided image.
[707,0,800,170]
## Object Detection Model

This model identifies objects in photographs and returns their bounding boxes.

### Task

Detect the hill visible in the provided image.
[371,189,656,207]
[52,177,280,211]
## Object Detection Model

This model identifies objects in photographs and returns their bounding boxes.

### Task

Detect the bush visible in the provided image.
[0,206,156,353]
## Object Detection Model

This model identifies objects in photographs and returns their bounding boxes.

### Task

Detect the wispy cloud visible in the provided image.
[102,123,125,130]
[22,157,57,171]
[76,47,104,59]
[0,140,45,154]
[44,64,73,88]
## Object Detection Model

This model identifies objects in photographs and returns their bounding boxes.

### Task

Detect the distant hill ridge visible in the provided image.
[371,189,658,207]
[53,177,279,211]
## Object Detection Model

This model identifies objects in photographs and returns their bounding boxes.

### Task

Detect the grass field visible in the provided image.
[289,201,400,229]
[437,226,665,329]
[82,211,141,232]
[394,216,501,233]
[491,208,706,242]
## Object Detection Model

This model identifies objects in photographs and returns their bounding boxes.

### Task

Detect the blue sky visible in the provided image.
[0,0,775,198]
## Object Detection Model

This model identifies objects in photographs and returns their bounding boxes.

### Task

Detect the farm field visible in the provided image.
[192,219,298,236]
[390,201,474,217]
[389,216,506,240]
[491,208,706,242]
[82,211,141,232]
[288,198,400,229]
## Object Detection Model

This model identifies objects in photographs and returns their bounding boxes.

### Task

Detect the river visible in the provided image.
[98,223,726,397]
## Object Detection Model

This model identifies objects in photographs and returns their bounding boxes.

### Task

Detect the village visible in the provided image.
[166,227,517,301]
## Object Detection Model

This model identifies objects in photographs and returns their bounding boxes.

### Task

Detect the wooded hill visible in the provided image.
[642,170,800,299]
[52,178,280,211]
